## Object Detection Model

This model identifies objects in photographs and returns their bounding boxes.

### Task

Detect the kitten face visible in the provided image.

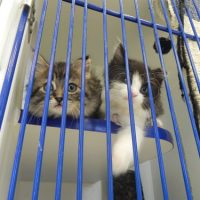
[110,73,145,110]
[29,55,102,118]
[109,43,164,115]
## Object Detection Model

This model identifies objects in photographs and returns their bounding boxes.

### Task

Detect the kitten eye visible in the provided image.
[140,83,160,98]
[43,83,54,93]
[68,83,77,93]
[140,84,148,95]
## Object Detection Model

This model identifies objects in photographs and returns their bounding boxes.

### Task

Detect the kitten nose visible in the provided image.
[55,97,63,104]
[132,91,138,98]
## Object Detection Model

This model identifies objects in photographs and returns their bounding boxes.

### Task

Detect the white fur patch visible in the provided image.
[101,72,163,176]
[112,125,144,176]
[103,72,146,126]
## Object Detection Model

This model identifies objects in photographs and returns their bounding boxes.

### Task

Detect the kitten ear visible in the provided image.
[112,43,125,65]
[73,55,92,78]
[152,68,164,84]
[35,54,49,78]
[37,54,49,68]
[85,55,92,74]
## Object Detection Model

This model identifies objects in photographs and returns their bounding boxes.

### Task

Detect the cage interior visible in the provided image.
[0,0,199,199]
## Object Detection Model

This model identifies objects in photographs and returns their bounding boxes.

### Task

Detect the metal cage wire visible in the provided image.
[0,0,199,199]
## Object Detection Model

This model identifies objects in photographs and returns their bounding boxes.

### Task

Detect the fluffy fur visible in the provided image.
[101,43,164,176]
[113,170,144,200]
[29,55,102,118]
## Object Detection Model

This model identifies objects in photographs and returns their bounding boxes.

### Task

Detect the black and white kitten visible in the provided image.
[101,43,164,176]
[113,170,141,200]
[29,55,102,118]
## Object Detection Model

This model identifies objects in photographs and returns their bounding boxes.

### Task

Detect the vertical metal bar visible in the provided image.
[170,0,200,92]
[7,1,48,199]
[132,0,169,199]
[102,0,113,199]
[191,0,200,20]
[185,6,200,50]
[0,5,30,128]
[159,0,200,156]
[32,1,62,199]
[148,0,193,199]
[118,0,143,199]
[76,0,88,199]
[55,0,76,199]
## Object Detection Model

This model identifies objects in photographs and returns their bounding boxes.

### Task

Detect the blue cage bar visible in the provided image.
[32,0,63,199]
[119,0,143,199]
[7,1,48,199]
[76,0,88,199]
[55,0,76,199]
[102,0,114,199]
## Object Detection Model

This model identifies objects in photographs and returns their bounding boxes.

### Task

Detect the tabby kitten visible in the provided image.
[101,43,164,176]
[29,55,102,118]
